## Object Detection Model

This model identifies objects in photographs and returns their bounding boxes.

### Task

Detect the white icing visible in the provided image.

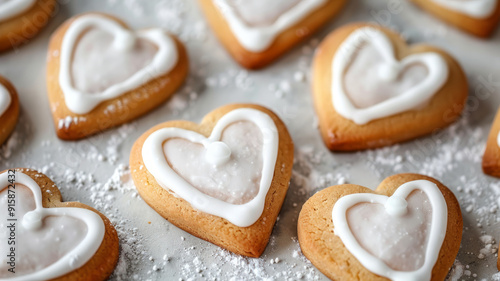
[224,0,302,26]
[431,0,497,18]
[332,27,449,125]
[213,0,327,52]
[384,195,408,217]
[204,141,232,166]
[142,108,279,227]
[497,131,500,148]
[0,0,35,22]
[71,29,157,95]
[0,172,105,280]
[332,180,448,281]
[59,15,178,114]
[0,84,12,117]
[164,121,263,205]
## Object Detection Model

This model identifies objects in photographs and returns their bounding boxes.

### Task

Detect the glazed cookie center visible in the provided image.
[163,121,263,205]
[0,184,88,278]
[71,28,158,94]
[346,190,432,271]
[227,0,302,26]
[343,43,429,109]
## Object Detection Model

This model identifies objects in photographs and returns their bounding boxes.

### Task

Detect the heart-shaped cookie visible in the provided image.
[0,76,19,146]
[0,0,56,52]
[298,173,462,281]
[130,104,294,257]
[482,107,500,177]
[0,168,119,281]
[199,0,346,69]
[411,0,500,37]
[46,13,189,140]
[312,23,468,151]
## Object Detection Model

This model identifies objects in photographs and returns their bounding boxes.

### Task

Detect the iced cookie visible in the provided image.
[199,0,346,69]
[46,13,189,140]
[0,76,19,146]
[411,0,500,37]
[0,0,56,52]
[482,108,500,177]
[312,23,468,151]
[298,173,462,281]
[0,168,119,280]
[130,104,294,257]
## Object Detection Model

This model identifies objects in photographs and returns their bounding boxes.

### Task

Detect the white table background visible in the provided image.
[1,0,500,280]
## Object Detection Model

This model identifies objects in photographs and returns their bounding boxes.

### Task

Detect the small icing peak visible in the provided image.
[496,131,500,148]
[384,195,408,217]
[22,210,43,230]
[377,62,400,82]
[206,141,231,166]
[113,31,137,51]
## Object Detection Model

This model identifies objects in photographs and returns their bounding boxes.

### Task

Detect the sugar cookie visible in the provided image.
[411,0,500,37]
[298,173,462,281]
[482,108,500,177]
[312,23,468,151]
[130,104,294,257]
[0,76,19,146]
[46,13,189,140]
[199,0,346,69]
[0,168,119,280]
[0,0,56,52]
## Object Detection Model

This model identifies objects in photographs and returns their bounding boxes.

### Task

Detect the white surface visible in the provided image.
[0,0,500,280]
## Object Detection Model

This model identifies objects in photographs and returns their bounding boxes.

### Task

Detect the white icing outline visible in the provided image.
[0,84,12,117]
[431,0,497,18]
[332,180,448,281]
[0,0,35,22]
[331,27,449,125]
[0,172,105,281]
[59,14,179,114]
[142,108,279,227]
[213,0,327,52]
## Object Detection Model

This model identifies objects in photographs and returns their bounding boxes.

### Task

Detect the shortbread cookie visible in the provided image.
[411,0,500,37]
[0,168,119,280]
[298,173,462,281]
[482,108,500,177]
[199,0,346,69]
[312,23,468,151]
[130,104,294,257]
[0,76,19,146]
[0,0,56,52]
[46,13,189,140]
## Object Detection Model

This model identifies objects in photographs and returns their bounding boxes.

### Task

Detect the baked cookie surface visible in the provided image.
[482,108,500,177]
[411,0,500,37]
[0,168,119,281]
[130,104,294,257]
[0,76,19,146]
[298,173,462,281]
[46,12,188,140]
[312,23,468,151]
[0,0,56,52]
[199,0,346,69]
